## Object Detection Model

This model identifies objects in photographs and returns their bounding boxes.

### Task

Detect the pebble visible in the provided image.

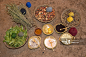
[44,48,45,50]
[20,8,26,15]
[42,52,44,53]
[18,32,24,37]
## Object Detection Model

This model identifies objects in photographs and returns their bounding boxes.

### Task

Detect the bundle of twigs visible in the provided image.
[6,3,35,29]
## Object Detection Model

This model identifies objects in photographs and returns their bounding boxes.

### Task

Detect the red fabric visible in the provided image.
[69,27,77,36]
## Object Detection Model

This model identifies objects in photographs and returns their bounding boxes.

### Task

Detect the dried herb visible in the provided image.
[6,3,34,29]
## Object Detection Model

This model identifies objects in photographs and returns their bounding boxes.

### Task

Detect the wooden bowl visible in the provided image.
[42,24,54,35]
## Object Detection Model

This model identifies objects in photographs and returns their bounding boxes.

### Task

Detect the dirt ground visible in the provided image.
[0,0,86,57]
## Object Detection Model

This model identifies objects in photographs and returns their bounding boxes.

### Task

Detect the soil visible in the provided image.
[0,0,86,57]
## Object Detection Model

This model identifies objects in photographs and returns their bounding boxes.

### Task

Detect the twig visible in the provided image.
[49,40,54,51]
[32,39,41,48]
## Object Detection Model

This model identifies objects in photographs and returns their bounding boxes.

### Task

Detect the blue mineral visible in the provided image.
[26,2,31,8]
[46,7,52,12]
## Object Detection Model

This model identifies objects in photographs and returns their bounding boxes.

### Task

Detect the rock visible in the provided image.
[18,32,24,37]
[46,7,52,12]
[20,8,26,15]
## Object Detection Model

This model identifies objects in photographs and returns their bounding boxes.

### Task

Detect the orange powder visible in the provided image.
[35,28,42,35]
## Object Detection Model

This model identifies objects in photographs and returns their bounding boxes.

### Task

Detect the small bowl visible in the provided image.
[44,36,57,49]
[55,23,67,34]
[42,24,54,35]
[35,28,42,36]
[59,32,75,45]
[28,36,41,49]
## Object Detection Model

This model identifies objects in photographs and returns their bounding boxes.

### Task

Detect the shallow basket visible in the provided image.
[4,36,28,49]
[61,9,81,27]
[34,4,56,23]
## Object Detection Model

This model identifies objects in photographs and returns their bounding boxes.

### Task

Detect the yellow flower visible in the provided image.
[45,27,52,33]
[67,17,73,22]
[49,30,51,33]
[48,28,51,33]
[68,12,74,17]
[48,28,51,30]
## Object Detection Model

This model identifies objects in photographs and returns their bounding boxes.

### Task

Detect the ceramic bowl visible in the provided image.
[55,23,67,34]
[42,24,54,35]
[44,36,57,49]
[34,28,42,36]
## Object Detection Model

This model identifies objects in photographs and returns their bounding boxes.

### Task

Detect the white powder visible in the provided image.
[44,37,57,48]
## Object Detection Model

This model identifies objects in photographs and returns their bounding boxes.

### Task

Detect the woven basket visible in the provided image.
[34,4,56,23]
[61,9,81,27]
[4,36,29,49]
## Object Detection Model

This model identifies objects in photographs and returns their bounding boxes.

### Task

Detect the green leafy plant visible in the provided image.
[3,26,27,47]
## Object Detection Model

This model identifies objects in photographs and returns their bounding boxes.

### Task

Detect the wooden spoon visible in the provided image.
[60,27,69,31]
[49,40,54,51]
[32,39,41,48]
